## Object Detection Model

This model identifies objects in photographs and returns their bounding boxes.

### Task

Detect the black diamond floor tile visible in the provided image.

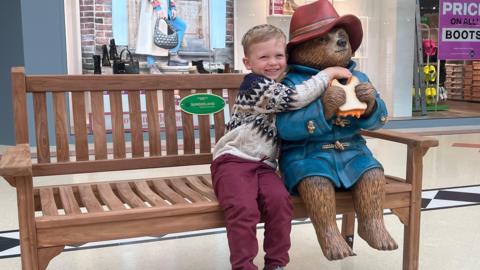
[435,190,480,203]
[0,236,19,252]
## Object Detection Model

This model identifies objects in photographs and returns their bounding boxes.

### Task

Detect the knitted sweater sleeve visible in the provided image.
[236,72,331,113]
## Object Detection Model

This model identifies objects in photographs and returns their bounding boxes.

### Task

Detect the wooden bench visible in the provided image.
[0,67,438,270]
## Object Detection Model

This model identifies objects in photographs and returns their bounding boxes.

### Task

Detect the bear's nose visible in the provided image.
[337,39,347,48]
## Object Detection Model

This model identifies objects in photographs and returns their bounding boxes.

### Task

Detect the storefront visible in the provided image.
[417,0,480,119]
[64,0,479,120]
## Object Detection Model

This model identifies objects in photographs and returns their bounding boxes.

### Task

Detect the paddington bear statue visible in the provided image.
[276,0,398,260]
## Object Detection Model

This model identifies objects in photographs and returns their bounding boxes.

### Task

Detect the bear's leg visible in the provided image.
[298,176,355,260]
[353,168,398,250]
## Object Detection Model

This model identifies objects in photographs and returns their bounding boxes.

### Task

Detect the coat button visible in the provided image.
[380,116,388,123]
[307,120,315,134]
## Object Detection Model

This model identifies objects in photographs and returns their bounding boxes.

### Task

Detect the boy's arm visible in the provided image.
[238,72,331,114]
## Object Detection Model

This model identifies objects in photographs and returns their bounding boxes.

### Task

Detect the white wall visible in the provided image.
[333,0,415,118]
[233,0,267,72]
[234,0,415,118]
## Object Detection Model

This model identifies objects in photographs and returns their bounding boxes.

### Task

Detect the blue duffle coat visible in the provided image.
[277,61,388,194]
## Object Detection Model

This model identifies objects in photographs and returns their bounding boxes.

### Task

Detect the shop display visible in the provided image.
[463,62,472,101]
[473,61,480,101]
[269,0,284,15]
[445,62,464,100]
[153,18,179,50]
[113,48,140,74]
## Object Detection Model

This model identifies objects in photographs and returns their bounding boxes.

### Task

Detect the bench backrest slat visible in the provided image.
[127,90,145,158]
[163,90,179,155]
[33,92,51,163]
[52,92,70,162]
[71,92,89,161]
[90,91,108,160]
[179,90,195,154]
[109,92,127,159]
[227,89,237,112]
[212,89,226,143]
[197,89,212,154]
[145,90,162,156]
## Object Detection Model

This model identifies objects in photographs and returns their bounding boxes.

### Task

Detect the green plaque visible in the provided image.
[179,93,225,115]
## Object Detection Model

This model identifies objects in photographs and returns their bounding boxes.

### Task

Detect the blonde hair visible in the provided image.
[241,24,286,56]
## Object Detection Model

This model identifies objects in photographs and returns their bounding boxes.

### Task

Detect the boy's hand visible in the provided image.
[323,67,352,81]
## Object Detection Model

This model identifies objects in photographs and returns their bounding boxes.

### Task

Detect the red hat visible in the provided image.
[287,0,363,53]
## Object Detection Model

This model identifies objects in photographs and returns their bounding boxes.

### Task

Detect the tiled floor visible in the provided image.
[1,131,479,270]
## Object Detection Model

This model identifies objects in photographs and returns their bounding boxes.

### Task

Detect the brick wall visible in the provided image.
[80,0,113,73]
[226,0,234,45]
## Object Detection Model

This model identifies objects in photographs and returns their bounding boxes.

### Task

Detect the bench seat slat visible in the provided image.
[39,188,58,216]
[169,178,210,203]
[185,176,216,201]
[115,182,147,208]
[96,183,126,211]
[78,185,104,213]
[200,175,213,188]
[58,186,82,215]
[134,181,169,206]
[152,179,187,204]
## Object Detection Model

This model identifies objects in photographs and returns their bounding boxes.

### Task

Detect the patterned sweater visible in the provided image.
[213,71,330,168]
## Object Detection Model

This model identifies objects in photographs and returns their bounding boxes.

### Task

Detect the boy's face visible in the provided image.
[243,37,287,81]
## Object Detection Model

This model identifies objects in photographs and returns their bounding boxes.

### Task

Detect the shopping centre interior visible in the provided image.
[1,1,479,270]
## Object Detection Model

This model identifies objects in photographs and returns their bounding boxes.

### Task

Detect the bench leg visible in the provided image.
[341,213,355,248]
[403,205,420,270]
[16,176,39,270]
[38,246,65,270]
[403,146,424,270]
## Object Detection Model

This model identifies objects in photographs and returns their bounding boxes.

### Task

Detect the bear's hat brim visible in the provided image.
[287,0,363,53]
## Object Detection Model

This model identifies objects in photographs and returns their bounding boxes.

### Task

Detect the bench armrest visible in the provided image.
[0,144,32,177]
[361,129,439,149]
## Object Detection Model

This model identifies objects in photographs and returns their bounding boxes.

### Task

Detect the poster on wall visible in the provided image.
[438,0,480,60]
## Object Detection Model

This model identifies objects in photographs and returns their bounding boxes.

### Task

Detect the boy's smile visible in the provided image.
[243,38,287,81]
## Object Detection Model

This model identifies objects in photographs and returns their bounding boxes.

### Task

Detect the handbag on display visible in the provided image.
[112,48,140,74]
[153,18,179,49]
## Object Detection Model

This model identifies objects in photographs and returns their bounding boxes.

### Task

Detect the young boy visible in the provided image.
[210,24,351,270]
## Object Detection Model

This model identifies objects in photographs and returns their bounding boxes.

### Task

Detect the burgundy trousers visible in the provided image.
[211,154,293,270]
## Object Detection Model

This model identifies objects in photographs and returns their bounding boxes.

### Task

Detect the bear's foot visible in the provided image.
[318,227,355,260]
[358,219,398,250]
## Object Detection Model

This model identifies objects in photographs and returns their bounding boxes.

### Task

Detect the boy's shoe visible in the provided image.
[264,267,284,270]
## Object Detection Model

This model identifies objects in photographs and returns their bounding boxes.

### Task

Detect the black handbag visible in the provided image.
[113,48,140,74]
[153,18,179,49]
